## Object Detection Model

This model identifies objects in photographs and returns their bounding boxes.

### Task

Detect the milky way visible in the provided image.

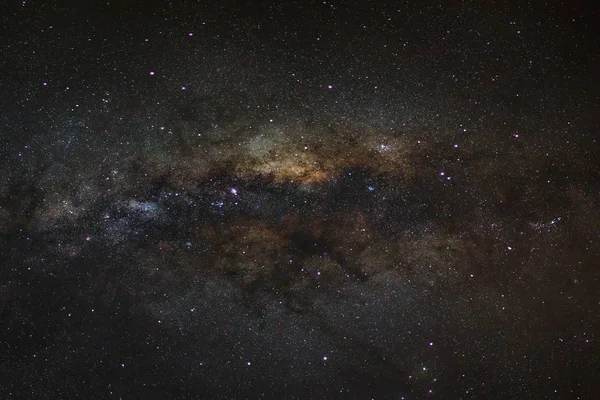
[1,1,599,399]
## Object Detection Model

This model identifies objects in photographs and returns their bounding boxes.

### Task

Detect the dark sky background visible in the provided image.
[1,1,599,399]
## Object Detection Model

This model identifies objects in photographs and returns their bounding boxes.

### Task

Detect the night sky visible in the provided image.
[1,1,599,399]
